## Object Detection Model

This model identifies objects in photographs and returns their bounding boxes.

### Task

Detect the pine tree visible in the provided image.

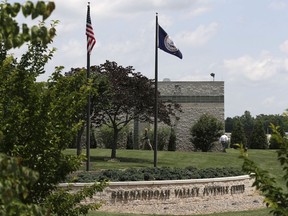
[250,119,268,149]
[230,118,247,148]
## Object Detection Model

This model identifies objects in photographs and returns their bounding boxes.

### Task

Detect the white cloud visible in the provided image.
[268,0,288,10]
[280,40,288,54]
[175,22,219,47]
[89,0,199,18]
[188,7,211,17]
[223,52,288,81]
[261,95,288,114]
[262,96,275,106]
[178,74,212,81]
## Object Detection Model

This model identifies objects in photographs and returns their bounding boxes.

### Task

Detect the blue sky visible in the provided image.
[12,0,288,118]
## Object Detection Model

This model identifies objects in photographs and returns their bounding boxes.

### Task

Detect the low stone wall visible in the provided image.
[60,175,265,215]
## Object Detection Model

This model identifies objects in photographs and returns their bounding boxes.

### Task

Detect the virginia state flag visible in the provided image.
[158,25,183,59]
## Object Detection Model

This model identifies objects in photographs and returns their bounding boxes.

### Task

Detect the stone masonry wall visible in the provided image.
[60,175,264,215]
[158,81,224,96]
[158,81,224,151]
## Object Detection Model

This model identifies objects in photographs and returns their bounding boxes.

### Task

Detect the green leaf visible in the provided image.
[13,3,21,14]
[46,2,56,15]
[36,1,46,16]
[49,27,56,38]
[31,25,39,38]
[31,8,39,19]
[22,1,33,17]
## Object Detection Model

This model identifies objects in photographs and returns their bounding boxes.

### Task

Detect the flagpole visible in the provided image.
[86,2,91,171]
[153,13,158,167]
[86,52,91,171]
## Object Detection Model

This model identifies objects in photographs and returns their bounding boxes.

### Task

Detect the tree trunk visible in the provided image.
[76,126,85,156]
[111,128,119,159]
[133,116,140,149]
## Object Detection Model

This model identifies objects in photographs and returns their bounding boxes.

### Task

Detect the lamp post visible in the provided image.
[210,73,215,81]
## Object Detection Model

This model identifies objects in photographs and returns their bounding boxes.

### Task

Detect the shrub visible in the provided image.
[168,128,177,151]
[97,125,114,149]
[157,127,171,150]
[67,167,245,183]
[126,131,134,149]
[149,127,170,150]
[97,125,129,149]
[190,114,224,152]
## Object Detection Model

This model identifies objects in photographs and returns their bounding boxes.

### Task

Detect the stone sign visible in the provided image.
[60,175,264,215]
[110,184,245,203]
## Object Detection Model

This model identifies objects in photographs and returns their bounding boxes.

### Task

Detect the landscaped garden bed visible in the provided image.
[65,166,245,182]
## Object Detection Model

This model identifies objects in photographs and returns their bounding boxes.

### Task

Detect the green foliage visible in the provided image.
[230,118,247,148]
[224,117,233,133]
[168,128,176,151]
[190,114,224,152]
[269,133,280,149]
[157,127,171,150]
[240,124,288,216]
[250,119,268,149]
[240,111,254,147]
[0,153,47,216]
[46,181,108,216]
[149,126,171,151]
[226,111,288,147]
[97,124,129,149]
[126,131,134,150]
[0,153,108,216]
[0,2,108,215]
[67,167,244,183]
[91,61,180,158]
[0,1,56,50]
[0,49,85,202]
[97,125,115,149]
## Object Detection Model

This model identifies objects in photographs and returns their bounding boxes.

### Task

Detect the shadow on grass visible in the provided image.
[90,156,151,164]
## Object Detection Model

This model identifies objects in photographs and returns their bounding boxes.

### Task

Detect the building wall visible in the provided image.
[158,81,224,151]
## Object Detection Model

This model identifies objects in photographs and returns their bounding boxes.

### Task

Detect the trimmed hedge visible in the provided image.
[65,167,245,183]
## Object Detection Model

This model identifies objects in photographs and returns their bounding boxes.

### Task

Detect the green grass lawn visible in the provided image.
[65,148,283,184]
[65,148,283,216]
[88,208,270,216]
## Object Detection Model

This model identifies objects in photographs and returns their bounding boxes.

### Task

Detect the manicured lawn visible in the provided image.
[88,208,270,216]
[65,148,283,216]
[65,148,283,186]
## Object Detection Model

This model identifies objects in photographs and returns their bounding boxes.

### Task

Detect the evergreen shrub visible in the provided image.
[66,167,245,183]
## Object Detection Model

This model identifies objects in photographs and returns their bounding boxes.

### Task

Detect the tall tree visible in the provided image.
[0,2,107,215]
[250,119,268,149]
[224,117,233,133]
[230,117,247,148]
[0,1,83,203]
[0,153,47,215]
[190,114,224,152]
[61,67,109,154]
[240,110,254,148]
[0,42,87,202]
[91,60,180,159]
[0,1,56,50]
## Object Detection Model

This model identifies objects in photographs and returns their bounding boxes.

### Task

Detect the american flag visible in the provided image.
[86,4,96,54]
